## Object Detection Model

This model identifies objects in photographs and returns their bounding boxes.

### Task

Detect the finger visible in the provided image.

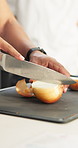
[63,85,69,93]
[0,37,24,61]
[56,64,70,77]
[48,58,70,77]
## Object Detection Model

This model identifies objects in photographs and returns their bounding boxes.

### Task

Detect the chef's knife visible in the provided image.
[0,52,76,85]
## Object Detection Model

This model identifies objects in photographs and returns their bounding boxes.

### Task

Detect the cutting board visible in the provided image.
[0,86,78,123]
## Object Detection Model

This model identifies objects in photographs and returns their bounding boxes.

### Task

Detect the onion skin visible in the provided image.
[69,80,78,91]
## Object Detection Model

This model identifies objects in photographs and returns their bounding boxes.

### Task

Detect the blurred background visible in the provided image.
[0,0,78,88]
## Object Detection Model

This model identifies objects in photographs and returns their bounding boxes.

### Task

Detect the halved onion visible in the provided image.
[16,79,34,97]
[32,81,63,103]
[69,77,78,90]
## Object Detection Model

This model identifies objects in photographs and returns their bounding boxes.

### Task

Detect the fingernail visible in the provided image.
[64,88,68,93]
[18,55,25,61]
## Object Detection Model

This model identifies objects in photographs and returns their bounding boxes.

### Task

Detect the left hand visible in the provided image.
[30,51,70,93]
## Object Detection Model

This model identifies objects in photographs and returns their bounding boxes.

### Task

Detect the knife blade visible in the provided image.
[0,52,76,85]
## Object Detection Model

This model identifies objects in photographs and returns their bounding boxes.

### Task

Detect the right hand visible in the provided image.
[30,50,70,93]
[0,37,24,61]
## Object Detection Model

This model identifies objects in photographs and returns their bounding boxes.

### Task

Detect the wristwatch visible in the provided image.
[25,47,47,61]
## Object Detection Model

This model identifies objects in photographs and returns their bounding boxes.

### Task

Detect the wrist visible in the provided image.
[25,47,47,61]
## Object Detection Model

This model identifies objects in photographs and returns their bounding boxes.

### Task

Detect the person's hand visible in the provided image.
[0,37,24,60]
[30,50,70,93]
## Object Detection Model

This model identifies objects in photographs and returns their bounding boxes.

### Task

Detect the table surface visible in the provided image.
[0,114,78,148]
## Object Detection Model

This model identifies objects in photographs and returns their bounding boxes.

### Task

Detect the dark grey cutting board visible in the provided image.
[0,86,78,123]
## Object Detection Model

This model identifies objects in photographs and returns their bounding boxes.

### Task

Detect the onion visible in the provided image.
[69,77,78,90]
[16,79,34,97]
[32,81,63,103]
[16,79,63,103]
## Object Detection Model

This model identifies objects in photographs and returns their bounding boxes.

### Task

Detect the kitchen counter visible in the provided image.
[0,114,78,148]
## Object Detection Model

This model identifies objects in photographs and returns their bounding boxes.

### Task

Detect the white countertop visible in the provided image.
[0,114,78,148]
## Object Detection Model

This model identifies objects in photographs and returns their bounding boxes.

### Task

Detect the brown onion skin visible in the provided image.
[69,80,78,91]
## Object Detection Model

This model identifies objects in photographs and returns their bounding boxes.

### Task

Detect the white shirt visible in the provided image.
[7,0,78,75]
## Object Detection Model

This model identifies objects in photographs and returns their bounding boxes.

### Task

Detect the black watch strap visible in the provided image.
[25,47,47,61]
